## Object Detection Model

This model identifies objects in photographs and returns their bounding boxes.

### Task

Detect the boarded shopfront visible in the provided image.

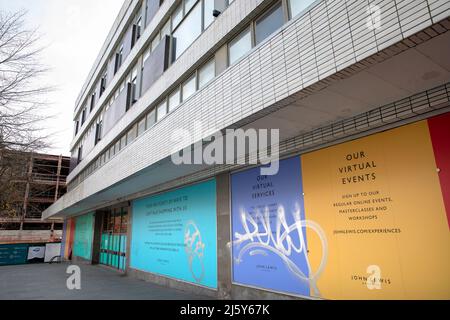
[230,113,450,300]
[130,179,218,289]
[72,212,94,261]
[61,218,75,260]
[99,206,128,271]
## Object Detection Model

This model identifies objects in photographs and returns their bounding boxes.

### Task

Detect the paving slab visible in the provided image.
[0,263,210,300]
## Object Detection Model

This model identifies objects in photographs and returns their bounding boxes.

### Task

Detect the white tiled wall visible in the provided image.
[47,0,450,218]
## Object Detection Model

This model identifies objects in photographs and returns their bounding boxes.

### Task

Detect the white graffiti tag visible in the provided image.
[184,221,205,283]
[230,204,328,297]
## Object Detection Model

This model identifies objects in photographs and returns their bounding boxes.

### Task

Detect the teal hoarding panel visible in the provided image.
[0,244,28,266]
[131,179,217,289]
[73,212,94,260]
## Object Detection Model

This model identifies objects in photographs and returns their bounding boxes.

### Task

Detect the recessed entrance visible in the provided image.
[99,206,128,271]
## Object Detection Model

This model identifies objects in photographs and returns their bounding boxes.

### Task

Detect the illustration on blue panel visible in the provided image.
[130,179,217,289]
[231,156,317,297]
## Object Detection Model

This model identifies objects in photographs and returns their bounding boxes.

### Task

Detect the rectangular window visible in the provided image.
[289,0,315,19]
[161,19,171,38]
[81,108,87,125]
[185,0,197,13]
[255,2,284,45]
[132,17,142,48]
[198,59,215,89]
[172,4,183,30]
[138,118,146,135]
[151,34,160,52]
[115,140,121,154]
[126,69,138,111]
[143,47,151,65]
[146,109,156,128]
[100,72,107,97]
[157,100,167,121]
[168,88,181,112]
[204,0,214,29]
[119,80,125,93]
[90,92,96,112]
[229,27,252,65]
[120,135,127,151]
[127,125,137,144]
[182,74,197,101]
[172,1,202,60]
[110,145,115,158]
[77,146,83,164]
[95,118,102,145]
[75,120,79,136]
[114,46,123,74]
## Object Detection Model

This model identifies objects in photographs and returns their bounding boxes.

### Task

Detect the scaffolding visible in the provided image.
[0,152,70,244]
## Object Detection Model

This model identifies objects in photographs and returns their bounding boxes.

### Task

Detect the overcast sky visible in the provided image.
[0,0,124,156]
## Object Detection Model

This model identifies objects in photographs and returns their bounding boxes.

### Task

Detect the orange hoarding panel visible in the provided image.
[302,120,450,299]
[62,218,75,260]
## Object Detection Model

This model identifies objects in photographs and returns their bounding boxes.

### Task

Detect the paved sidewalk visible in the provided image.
[0,263,209,300]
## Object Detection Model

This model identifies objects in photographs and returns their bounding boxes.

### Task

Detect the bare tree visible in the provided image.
[0,10,52,223]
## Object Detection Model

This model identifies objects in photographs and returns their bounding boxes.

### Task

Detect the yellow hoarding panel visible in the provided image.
[302,121,450,299]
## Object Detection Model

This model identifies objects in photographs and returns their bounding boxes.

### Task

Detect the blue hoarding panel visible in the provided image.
[231,157,311,297]
[131,179,217,289]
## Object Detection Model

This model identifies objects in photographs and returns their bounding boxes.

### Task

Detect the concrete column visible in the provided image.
[216,172,232,299]
[54,155,62,202]
[22,155,33,218]
[91,211,103,265]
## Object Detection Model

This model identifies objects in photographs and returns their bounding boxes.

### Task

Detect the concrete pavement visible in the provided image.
[0,263,209,300]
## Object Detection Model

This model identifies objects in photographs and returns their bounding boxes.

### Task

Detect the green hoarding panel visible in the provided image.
[73,212,94,260]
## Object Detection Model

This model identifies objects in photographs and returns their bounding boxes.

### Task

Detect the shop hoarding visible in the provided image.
[230,115,450,299]
[73,212,94,260]
[131,179,217,289]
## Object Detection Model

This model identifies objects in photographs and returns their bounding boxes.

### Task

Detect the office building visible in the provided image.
[44,0,450,299]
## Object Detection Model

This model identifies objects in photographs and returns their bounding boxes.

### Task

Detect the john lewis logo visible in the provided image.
[351,265,392,290]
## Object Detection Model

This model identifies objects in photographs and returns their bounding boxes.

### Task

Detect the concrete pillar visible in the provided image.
[91,211,103,265]
[54,155,62,202]
[22,155,33,218]
[216,172,232,299]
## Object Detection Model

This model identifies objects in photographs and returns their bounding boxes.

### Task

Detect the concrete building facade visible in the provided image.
[44,0,450,299]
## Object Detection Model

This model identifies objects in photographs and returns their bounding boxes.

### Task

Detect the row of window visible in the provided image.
[74,0,216,140]
[73,0,232,165]
[74,56,217,183]
[229,0,314,65]
[74,1,161,137]
[75,60,140,165]
[70,0,317,185]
